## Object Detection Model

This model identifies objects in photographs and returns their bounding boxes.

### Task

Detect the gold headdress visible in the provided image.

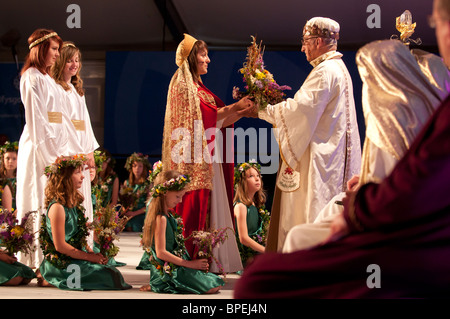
[62,42,76,49]
[29,32,58,50]
[175,33,198,67]
[391,10,422,45]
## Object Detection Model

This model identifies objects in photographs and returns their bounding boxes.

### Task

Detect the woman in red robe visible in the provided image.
[161,34,253,273]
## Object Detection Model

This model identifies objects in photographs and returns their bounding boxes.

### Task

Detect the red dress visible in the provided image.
[176,81,234,258]
[234,95,450,298]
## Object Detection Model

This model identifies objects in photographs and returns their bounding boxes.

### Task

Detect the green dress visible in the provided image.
[123,180,150,232]
[39,201,132,291]
[94,173,118,208]
[136,199,151,270]
[0,257,36,285]
[0,177,16,210]
[148,212,225,294]
[234,202,265,266]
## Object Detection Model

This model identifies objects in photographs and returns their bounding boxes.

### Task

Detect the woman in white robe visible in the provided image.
[16,29,69,268]
[52,42,99,247]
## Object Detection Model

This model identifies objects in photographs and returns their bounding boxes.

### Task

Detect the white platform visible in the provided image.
[0,231,239,299]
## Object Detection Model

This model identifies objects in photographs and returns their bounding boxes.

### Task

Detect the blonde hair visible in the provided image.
[233,167,266,208]
[52,41,85,96]
[44,165,84,209]
[141,170,185,248]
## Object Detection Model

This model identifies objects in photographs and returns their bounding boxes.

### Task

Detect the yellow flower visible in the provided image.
[11,225,24,237]
[255,70,266,80]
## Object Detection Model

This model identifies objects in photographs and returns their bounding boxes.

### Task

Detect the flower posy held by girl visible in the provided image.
[0,208,36,256]
[233,36,291,111]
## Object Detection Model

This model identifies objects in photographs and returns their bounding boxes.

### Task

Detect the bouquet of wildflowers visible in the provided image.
[0,208,36,256]
[92,204,129,258]
[118,186,141,211]
[233,36,291,111]
[255,206,271,245]
[187,227,231,278]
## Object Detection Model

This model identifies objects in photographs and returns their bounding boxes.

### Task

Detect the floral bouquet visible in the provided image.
[0,208,36,256]
[255,205,271,245]
[91,204,129,258]
[233,35,291,111]
[118,186,138,211]
[187,227,231,278]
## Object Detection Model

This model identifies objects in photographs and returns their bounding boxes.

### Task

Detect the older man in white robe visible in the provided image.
[259,17,362,251]
[283,39,450,253]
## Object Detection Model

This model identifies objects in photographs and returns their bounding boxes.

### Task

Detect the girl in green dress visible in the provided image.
[0,249,36,286]
[38,154,131,290]
[0,141,18,212]
[140,170,224,294]
[121,152,151,232]
[233,161,270,267]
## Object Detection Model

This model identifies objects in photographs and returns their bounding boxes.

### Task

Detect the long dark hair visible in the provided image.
[187,40,208,82]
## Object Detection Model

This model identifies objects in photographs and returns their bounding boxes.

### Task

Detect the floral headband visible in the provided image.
[148,160,163,183]
[150,174,190,198]
[0,141,18,155]
[44,154,88,177]
[124,152,151,171]
[234,159,261,186]
[93,150,107,173]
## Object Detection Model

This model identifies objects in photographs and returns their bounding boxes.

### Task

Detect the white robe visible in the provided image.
[16,68,71,268]
[260,51,362,251]
[282,143,396,253]
[62,83,99,247]
[282,41,450,253]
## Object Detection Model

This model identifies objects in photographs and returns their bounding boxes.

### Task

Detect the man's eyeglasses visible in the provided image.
[301,36,318,45]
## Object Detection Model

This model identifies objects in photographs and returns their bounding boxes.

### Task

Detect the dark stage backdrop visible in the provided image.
[104,49,365,159]
[103,49,365,207]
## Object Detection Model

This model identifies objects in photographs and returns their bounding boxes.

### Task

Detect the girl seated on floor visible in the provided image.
[233,161,270,267]
[140,170,224,294]
[37,154,131,291]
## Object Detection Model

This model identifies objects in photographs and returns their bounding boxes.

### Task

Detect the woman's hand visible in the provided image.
[87,252,108,265]
[0,250,17,264]
[236,97,258,118]
[188,258,210,271]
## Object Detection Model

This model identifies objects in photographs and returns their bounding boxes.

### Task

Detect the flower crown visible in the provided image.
[44,154,88,177]
[234,159,261,186]
[124,152,151,171]
[0,141,18,155]
[150,174,191,198]
[148,160,163,183]
[92,150,108,173]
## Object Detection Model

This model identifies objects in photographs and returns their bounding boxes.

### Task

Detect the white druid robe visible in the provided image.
[62,83,99,247]
[16,67,71,268]
[259,51,362,251]
[283,40,450,253]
